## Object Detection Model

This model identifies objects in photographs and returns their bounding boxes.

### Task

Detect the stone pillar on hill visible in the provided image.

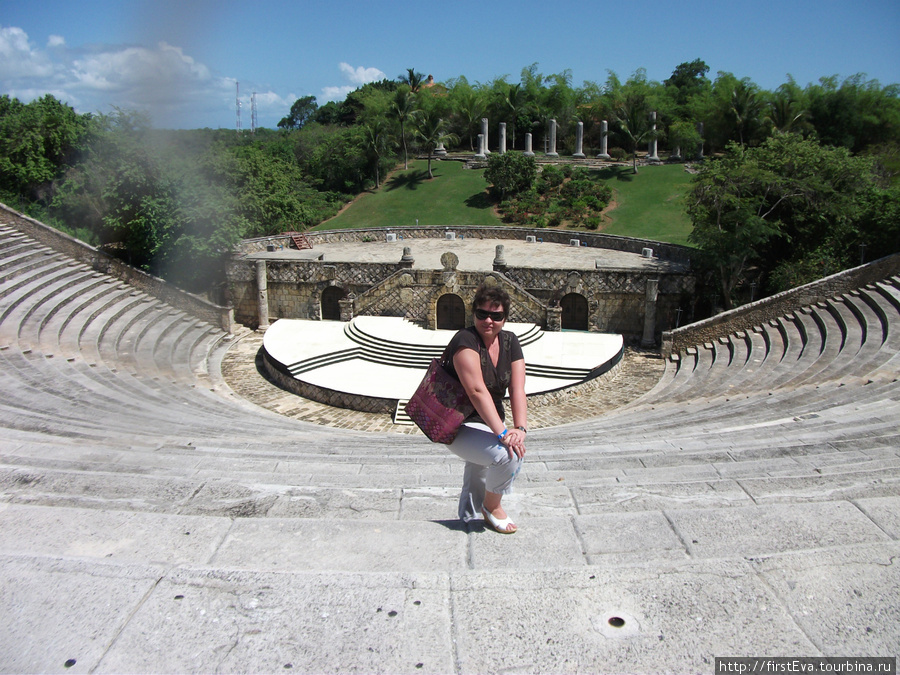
[499,123,507,154]
[696,122,704,160]
[475,134,486,160]
[481,118,491,155]
[524,133,535,157]
[597,120,611,160]
[647,112,660,163]
[547,119,559,158]
[573,121,586,158]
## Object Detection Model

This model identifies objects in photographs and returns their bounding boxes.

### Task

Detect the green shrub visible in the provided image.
[484,152,537,199]
[540,165,563,189]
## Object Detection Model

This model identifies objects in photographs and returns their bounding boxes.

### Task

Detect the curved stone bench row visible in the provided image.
[1,221,898,512]
[0,226,306,438]
[637,281,900,408]
[6,221,899,671]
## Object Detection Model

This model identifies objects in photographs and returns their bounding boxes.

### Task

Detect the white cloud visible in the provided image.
[70,42,211,97]
[0,24,304,128]
[0,25,55,79]
[338,62,386,85]
[321,85,354,102]
[320,62,386,103]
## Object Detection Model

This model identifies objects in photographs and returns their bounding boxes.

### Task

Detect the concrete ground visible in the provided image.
[247,235,688,273]
[1,221,898,674]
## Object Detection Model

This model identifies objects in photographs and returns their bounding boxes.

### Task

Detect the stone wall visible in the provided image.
[1,203,233,332]
[660,253,900,355]
[227,226,695,340]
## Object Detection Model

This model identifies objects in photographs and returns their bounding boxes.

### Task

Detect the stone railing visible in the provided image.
[1,203,234,333]
[660,253,900,356]
[238,225,694,266]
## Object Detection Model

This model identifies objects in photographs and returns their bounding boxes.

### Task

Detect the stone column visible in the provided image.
[475,133,486,159]
[547,119,559,157]
[524,133,535,157]
[434,142,447,157]
[481,118,490,154]
[647,112,660,163]
[398,246,414,269]
[596,120,611,160]
[499,122,507,154]
[670,146,682,162]
[641,278,659,347]
[255,260,269,331]
[492,244,507,272]
[696,122,704,160]
[573,121,586,158]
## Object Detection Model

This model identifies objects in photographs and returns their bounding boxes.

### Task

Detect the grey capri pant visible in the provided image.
[447,422,523,522]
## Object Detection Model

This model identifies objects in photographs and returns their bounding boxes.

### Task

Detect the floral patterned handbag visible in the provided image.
[405,357,474,444]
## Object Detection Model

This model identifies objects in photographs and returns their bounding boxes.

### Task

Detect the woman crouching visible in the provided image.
[444,284,527,534]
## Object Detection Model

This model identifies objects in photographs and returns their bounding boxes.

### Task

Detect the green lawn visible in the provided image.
[316,158,696,247]
[314,160,500,230]
[598,164,695,246]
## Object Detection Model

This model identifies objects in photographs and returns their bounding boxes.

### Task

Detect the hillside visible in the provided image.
[316,159,696,246]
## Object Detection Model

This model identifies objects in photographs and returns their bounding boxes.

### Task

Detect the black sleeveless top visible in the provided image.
[443,327,524,424]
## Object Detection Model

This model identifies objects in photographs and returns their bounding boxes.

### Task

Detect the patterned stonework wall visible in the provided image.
[227,227,698,339]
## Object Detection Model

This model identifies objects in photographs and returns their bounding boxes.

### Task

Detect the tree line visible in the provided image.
[1,61,898,308]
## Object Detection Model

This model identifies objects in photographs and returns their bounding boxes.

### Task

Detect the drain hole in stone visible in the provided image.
[64,660,77,668]
[608,616,625,628]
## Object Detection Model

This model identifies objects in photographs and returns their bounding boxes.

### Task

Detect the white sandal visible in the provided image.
[482,508,517,534]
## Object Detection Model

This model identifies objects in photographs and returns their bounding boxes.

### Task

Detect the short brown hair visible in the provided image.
[472,283,510,317]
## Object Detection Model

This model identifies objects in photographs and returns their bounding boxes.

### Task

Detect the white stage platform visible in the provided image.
[263,317,623,403]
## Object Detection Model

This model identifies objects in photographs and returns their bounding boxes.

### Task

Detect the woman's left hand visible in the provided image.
[502,428,527,459]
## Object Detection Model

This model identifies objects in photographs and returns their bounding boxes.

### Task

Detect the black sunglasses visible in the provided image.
[474,308,506,322]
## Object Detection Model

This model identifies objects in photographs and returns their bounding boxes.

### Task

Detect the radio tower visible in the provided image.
[250,92,258,133]
[235,82,242,134]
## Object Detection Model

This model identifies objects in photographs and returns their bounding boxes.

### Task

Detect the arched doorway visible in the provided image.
[437,294,466,330]
[561,293,589,331]
[321,286,345,321]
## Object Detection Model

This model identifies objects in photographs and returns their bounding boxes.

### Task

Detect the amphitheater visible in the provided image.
[1,205,898,674]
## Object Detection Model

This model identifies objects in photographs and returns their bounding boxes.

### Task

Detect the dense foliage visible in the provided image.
[687,134,900,308]
[2,60,899,304]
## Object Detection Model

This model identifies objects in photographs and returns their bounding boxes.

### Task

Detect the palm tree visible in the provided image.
[613,93,656,174]
[413,109,458,179]
[400,68,426,93]
[453,90,485,152]
[498,83,526,150]
[730,80,763,147]
[392,87,417,170]
[764,83,812,136]
[362,120,395,189]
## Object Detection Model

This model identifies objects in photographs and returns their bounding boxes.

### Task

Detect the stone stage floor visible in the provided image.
[262,316,624,402]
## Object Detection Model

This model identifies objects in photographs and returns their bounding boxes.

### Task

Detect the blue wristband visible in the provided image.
[497,428,509,442]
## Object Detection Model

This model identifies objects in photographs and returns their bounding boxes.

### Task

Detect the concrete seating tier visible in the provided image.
[1,220,898,671]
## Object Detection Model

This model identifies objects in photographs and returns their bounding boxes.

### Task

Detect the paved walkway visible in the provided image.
[246,236,688,273]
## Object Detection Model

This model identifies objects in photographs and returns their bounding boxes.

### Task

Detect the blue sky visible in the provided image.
[2,0,898,129]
